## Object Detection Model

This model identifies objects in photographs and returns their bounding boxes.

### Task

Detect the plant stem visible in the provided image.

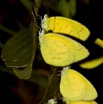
[0,25,16,35]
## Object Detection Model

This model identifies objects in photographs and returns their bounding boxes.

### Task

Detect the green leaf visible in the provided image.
[13,63,32,79]
[58,0,76,18]
[69,0,76,17]
[58,0,70,17]
[20,0,32,11]
[1,26,36,68]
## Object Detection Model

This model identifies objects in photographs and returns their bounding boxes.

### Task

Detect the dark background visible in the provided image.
[0,0,103,104]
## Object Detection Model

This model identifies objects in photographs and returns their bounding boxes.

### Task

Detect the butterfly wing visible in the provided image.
[39,33,89,66]
[60,69,98,101]
[95,38,103,48]
[80,56,103,69]
[42,16,90,41]
[65,100,97,104]
[60,69,86,101]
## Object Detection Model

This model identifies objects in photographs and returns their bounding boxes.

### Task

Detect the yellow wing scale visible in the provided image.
[39,33,89,66]
[60,68,98,101]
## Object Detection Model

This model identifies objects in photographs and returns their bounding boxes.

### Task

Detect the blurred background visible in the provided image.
[0,0,103,104]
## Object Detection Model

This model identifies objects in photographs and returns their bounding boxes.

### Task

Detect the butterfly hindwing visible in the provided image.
[39,33,89,66]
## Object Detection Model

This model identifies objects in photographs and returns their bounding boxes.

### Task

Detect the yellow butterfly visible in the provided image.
[95,38,103,48]
[64,100,97,104]
[39,32,89,66]
[39,15,90,66]
[60,67,98,101]
[41,14,90,41]
[80,38,103,69]
[80,56,103,69]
